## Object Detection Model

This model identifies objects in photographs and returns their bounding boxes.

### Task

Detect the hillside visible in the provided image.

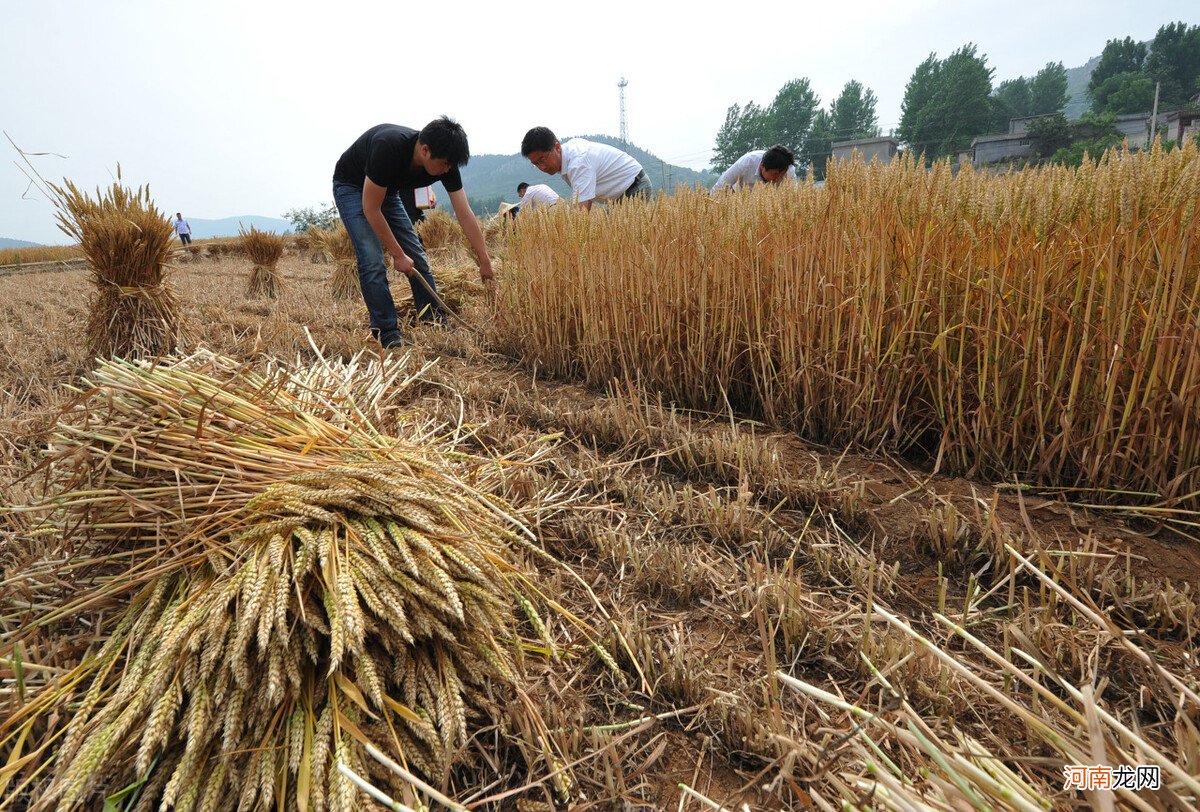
[186,215,292,239]
[1064,54,1102,119]
[0,237,43,249]
[443,135,713,215]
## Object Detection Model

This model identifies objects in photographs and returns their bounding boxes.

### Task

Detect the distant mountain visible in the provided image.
[186,216,292,239]
[1064,54,1102,120]
[443,136,713,215]
[0,237,43,249]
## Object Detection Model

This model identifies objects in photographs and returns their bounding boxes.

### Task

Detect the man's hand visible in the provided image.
[479,257,494,282]
[391,250,415,277]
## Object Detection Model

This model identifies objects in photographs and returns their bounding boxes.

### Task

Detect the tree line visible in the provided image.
[711,21,1200,172]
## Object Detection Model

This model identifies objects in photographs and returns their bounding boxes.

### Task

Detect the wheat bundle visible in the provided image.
[51,180,183,360]
[7,351,573,811]
[415,209,458,253]
[241,225,286,299]
[397,260,484,318]
[317,222,360,299]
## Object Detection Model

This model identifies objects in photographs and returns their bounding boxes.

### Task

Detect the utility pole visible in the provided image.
[1148,81,1161,150]
[618,77,629,144]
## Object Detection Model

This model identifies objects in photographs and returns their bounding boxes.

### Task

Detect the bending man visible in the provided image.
[333,117,493,348]
[712,145,797,192]
[521,127,650,210]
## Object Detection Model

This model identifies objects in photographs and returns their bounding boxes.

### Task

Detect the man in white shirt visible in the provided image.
[711,145,797,192]
[520,127,651,210]
[174,213,193,245]
[514,181,561,214]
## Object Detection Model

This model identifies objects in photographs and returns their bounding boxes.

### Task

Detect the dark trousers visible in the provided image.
[179,233,192,245]
[332,181,444,344]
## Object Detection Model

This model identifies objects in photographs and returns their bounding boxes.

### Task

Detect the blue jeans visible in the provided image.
[332,181,444,343]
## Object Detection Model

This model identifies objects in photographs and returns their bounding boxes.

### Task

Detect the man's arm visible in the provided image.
[448,189,494,282]
[712,153,749,192]
[567,165,596,210]
[362,179,415,276]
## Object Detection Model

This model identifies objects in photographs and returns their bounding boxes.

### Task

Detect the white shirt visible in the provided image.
[560,138,643,203]
[712,150,796,191]
[518,184,562,210]
[174,218,191,235]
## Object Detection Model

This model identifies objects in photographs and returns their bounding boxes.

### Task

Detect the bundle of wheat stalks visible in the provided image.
[315,222,360,299]
[498,140,1200,511]
[51,180,183,360]
[2,350,574,811]
[415,209,458,254]
[241,225,286,298]
[396,260,485,319]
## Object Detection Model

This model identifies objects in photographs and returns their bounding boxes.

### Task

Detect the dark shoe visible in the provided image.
[380,332,412,349]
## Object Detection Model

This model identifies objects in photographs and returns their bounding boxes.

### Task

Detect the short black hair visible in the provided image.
[517,182,529,194]
[521,126,558,156]
[761,144,795,172]
[419,116,470,167]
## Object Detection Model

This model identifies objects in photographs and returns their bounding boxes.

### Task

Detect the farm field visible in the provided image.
[1,150,1199,811]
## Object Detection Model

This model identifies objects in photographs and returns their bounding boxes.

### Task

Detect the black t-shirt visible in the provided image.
[332,124,464,193]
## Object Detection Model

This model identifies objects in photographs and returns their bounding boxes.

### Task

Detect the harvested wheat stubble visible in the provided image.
[51,180,184,360]
[2,349,592,811]
[241,225,286,299]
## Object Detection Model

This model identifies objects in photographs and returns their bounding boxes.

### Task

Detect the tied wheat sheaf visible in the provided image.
[51,180,184,360]
[3,350,582,811]
[314,222,360,300]
[496,140,1200,514]
[241,225,286,299]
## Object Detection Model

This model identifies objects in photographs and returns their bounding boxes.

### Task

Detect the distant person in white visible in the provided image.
[514,182,561,214]
[711,145,797,192]
[174,212,193,245]
[520,126,651,210]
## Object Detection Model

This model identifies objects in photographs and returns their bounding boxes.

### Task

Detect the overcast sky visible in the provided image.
[2,0,1195,244]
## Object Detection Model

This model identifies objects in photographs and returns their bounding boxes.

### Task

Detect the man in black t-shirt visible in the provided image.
[332,117,494,348]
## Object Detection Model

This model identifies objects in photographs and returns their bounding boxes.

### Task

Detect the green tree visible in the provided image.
[1091,71,1156,114]
[769,78,820,154]
[1145,22,1200,109]
[1050,112,1122,166]
[802,80,881,179]
[283,203,338,233]
[710,102,775,172]
[990,77,1032,130]
[802,110,836,180]
[1088,37,1147,104]
[898,53,940,152]
[1026,113,1072,158]
[1029,61,1069,115]
[899,45,994,159]
[829,79,880,142]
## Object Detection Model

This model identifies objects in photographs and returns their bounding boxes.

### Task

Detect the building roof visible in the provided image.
[831,136,898,149]
[971,133,1029,146]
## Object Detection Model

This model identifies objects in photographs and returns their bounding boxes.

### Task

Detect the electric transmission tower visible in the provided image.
[617,76,629,143]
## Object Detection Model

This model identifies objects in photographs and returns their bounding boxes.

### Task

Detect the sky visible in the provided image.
[2,0,1196,245]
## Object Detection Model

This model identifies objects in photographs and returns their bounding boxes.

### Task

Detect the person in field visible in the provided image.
[711,145,798,192]
[520,127,651,210]
[514,181,562,215]
[174,213,193,245]
[333,117,494,349]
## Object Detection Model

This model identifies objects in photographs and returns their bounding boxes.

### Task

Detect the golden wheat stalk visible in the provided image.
[50,179,184,359]
[240,225,286,299]
[4,350,585,810]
